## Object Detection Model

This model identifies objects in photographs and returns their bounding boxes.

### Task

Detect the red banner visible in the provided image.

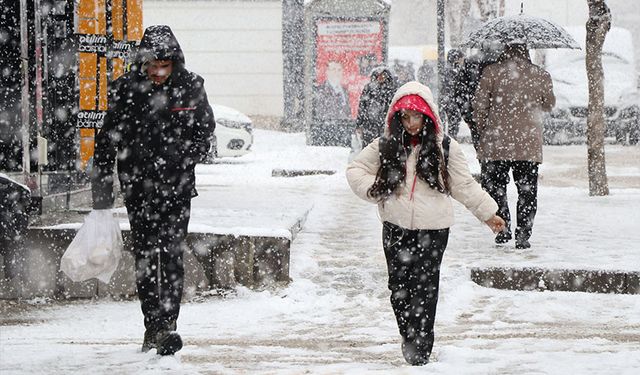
[314,19,385,120]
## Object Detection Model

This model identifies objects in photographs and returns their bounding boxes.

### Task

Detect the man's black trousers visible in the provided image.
[481,160,539,242]
[125,195,191,332]
[382,222,449,358]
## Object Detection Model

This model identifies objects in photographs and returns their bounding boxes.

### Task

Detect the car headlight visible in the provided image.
[217,118,252,131]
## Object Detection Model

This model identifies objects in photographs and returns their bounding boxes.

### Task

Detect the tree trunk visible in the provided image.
[585,0,611,196]
[475,0,501,21]
[447,0,471,46]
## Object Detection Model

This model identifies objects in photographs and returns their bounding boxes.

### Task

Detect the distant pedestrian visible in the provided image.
[355,66,398,146]
[441,49,465,139]
[455,42,502,151]
[472,44,555,249]
[392,59,415,86]
[346,81,505,365]
[92,25,215,355]
[0,174,31,295]
[416,60,437,99]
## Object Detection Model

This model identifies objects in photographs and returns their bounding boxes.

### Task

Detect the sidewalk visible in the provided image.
[1,129,639,374]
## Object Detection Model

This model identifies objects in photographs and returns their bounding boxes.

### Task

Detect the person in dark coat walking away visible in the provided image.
[441,49,465,139]
[472,44,555,249]
[347,81,505,365]
[455,42,502,151]
[92,25,215,355]
[416,60,437,96]
[355,66,398,146]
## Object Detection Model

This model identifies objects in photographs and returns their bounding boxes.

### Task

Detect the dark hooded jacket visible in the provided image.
[92,25,215,209]
[355,66,399,145]
[454,46,502,127]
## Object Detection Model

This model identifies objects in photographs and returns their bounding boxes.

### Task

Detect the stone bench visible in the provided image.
[0,208,309,300]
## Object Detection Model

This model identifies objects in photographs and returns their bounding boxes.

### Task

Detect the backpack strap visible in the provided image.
[442,134,451,167]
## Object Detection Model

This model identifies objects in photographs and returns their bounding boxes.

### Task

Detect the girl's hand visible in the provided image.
[485,215,506,234]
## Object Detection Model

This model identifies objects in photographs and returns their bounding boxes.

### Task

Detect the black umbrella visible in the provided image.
[461,14,581,50]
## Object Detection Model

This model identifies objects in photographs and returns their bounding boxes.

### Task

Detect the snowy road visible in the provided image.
[1,130,639,374]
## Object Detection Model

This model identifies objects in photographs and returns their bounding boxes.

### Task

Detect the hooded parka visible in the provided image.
[92,25,215,209]
[346,81,498,230]
[90,25,215,352]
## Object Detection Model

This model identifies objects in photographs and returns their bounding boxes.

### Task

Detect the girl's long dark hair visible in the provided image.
[367,112,450,201]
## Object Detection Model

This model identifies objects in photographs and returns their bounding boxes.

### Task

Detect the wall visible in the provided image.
[388,0,438,46]
[143,1,640,117]
[144,1,283,116]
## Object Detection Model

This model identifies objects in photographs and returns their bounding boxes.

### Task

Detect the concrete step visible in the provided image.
[471,266,640,295]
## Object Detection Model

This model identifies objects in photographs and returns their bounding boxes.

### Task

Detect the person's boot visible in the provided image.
[141,327,158,353]
[515,229,531,249]
[495,231,512,244]
[515,238,531,249]
[156,321,182,356]
[156,331,182,355]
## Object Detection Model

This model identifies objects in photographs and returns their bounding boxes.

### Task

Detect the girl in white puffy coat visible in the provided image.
[346,81,504,365]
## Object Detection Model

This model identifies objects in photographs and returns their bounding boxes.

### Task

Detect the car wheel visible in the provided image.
[614,127,627,145]
[553,130,572,145]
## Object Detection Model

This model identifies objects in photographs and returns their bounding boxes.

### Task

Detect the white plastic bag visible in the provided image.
[60,209,123,283]
[348,131,364,163]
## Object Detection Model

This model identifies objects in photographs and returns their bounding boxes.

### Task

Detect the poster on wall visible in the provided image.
[313,18,385,123]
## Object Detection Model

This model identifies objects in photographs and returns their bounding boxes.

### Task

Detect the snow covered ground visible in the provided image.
[1,129,639,374]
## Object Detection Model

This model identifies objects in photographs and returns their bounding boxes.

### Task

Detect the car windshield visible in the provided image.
[545,26,635,70]
[548,51,630,69]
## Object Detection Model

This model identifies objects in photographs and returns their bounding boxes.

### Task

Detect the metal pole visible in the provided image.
[281,0,305,131]
[19,0,30,176]
[34,0,44,194]
[437,0,446,132]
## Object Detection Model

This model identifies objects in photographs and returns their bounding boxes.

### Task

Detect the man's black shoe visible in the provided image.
[156,331,183,356]
[516,239,531,249]
[141,328,158,353]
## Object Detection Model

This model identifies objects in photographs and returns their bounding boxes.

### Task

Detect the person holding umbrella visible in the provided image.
[472,43,555,249]
[461,12,576,249]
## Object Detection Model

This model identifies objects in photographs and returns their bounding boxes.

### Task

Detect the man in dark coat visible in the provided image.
[441,49,464,139]
[355,66,398,146]
[92,25,215,355]
[455,43,502,151]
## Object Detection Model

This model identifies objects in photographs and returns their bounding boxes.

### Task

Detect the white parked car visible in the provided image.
[541,27,640,145]
[207,104,253,160]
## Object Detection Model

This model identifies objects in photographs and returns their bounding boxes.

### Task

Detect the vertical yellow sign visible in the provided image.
[127,0,144,41]
[75,0,142,170]
[76,0,106,170]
